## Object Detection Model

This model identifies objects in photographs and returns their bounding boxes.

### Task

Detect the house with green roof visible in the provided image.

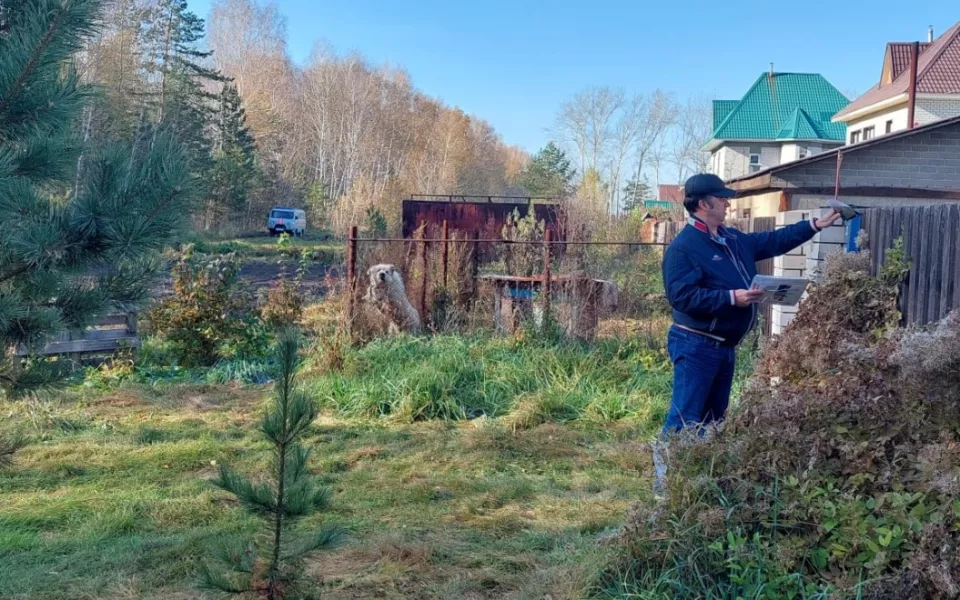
[704,70,850,181]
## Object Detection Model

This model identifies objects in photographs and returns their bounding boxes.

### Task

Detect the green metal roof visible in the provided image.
[776,107,823,139]
[713,100,738,128]
[707,73,850,147]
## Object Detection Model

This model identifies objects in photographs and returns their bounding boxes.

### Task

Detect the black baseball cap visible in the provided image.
[684,173,737,199]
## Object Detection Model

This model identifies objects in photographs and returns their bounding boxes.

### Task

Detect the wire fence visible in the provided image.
[344,221,671,344]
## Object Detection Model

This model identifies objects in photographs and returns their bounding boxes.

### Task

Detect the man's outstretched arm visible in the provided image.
[747,210,843,261]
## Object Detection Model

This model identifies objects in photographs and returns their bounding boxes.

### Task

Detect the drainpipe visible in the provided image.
[907,41,919,129]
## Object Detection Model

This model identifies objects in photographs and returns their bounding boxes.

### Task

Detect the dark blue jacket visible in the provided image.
[662,216,821,346]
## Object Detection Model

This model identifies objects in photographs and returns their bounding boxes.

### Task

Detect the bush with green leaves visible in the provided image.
[202,329,343,600]
[147,251,268,367]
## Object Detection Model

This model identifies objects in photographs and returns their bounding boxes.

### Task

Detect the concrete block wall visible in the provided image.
[773,120,960,192]
[805,209,846,281]
[770,209,846,335]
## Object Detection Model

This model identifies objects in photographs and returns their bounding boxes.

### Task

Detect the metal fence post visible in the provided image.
[420,234,429,327]
[543,229,552,324]
[441,219,449,289]
[346,225,357,332]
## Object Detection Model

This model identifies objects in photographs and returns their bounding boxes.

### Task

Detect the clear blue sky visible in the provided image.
[189,0,958,154]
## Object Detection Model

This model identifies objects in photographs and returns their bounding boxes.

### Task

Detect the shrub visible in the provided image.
[602,245,960,600]
[276,232,295,256]
[147,251,268,367]
[261,253,307,330]
[499,209,545,277]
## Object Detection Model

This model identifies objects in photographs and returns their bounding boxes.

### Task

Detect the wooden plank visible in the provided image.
[913,206,929,324]
[906,207,923,324]
[893,206,907,320]
[866,208,880,267]
[77,329,134,342]
[939,205,957,320]
[911,207,927,325]
[896,208,911,321]
[867,209,882,271]
[16,337,139,357]
[880,207,895,271]
[924,206,944,324]
[97,314,134,327]
[954,205,960,315]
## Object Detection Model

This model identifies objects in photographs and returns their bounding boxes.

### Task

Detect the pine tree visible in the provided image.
[140,0,223,171]
[517,142,576,198]
[204,329,343,600]
[621,176,652,214]
[303,181,331,231]
[208,81,258,227]
[216,82,255,156]
[0,0,195,393]
[85,0,148,144]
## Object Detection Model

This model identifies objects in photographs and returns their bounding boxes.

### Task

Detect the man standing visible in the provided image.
[660,173,840,435]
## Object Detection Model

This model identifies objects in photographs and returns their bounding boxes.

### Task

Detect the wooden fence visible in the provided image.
[860,204,960,325]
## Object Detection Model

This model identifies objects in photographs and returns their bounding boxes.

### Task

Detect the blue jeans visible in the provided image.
[661,326,737,437]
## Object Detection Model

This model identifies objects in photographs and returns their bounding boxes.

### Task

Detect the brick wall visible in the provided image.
[773,120,960,191]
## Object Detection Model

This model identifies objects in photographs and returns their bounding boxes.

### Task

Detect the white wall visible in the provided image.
[844,105,909,143]
[730,190,781,218]
[760,145,781,170]
[916,96,960,126]
[719,145,750,179]
[714,143,783,179]
[780,143,800,163]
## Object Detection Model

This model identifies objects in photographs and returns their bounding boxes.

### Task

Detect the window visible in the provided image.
[850,130,861,144]
[798,147,808,159]
[863,126,875,141]
[885,120,893,134]
[748,146,761,173]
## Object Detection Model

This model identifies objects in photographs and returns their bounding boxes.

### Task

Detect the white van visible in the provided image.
[267,207,306,237]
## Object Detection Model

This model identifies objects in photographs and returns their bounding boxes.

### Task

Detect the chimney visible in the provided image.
[769,62,774,77]
[928,26,934,43]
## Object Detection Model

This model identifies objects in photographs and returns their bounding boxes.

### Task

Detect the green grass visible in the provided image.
[0,329,758,599]
[0,380,655,599]
[317,333,673,429]
[178,231,344,263]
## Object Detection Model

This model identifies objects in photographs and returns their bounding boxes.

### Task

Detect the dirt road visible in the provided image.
[152,259,343,299]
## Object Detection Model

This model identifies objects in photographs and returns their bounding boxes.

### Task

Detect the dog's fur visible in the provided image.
[363,264,422,335]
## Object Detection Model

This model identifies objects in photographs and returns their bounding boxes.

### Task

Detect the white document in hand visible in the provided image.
[750,274,809,306]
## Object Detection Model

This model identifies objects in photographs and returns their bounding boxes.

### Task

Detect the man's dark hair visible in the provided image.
[684,195,711,214]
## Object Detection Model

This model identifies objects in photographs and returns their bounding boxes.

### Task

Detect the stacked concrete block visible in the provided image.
[770,209,847,335]
[771,303,798,336]
[804,209,847,282]
[773,210,812,279]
